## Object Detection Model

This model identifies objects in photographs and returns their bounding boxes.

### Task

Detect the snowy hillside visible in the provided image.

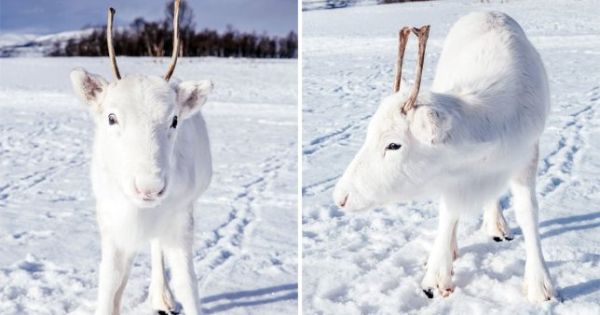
[302,0,377,11]
[303,0,600,314]
[0,30,94,57]
[0,57,298,314]
[302,0,432,11]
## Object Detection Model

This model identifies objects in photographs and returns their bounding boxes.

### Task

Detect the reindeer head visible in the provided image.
[70,0,213,208]
[333,25,454,212]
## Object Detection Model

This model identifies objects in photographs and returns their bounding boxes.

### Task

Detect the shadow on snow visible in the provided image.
[200,283,297,314]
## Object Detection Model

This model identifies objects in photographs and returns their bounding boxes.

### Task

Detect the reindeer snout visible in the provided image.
[336,194,349,208]
[333,179,370,212]
[333,181,350,209]
[134,175,166,201]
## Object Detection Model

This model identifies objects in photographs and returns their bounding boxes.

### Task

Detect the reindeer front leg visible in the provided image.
[422,197,459,298]
[96,237,134,315]
[163,209,201,315]
[150,239,177,314]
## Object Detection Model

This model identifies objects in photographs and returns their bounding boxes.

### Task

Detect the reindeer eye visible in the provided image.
[386,143,402,151]
[170,115,178,129]
[108,113,118,125]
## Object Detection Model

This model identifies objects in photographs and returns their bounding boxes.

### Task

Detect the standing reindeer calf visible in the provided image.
[70,1,212,314]
[334,11,555,301]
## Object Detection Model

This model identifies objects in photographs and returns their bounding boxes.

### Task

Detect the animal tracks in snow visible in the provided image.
[538,104,592,196]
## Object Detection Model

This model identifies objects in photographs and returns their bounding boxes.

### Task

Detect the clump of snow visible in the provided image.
[303,0,600,314]
[0,57,297,314]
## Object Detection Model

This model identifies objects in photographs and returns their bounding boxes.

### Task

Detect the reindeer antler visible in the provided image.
[402,25,430,114]
[164,0,181,81]
[107,7,121,80]
[393,25,430,114]
[393,27,412,93]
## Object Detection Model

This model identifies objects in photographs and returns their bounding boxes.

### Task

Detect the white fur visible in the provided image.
[70,68,214,315]
[333,12,555,301]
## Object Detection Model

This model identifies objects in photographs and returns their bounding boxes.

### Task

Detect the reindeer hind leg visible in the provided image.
[482,199,513,242]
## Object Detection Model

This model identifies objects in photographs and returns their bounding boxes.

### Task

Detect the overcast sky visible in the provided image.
[0,0,297,36]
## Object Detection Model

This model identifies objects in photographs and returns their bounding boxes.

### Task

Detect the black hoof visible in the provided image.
[423,288,434,299]
[493,236,503,242]
[505,236,514,241]
[157,311,179,315]
[158,311,169,315]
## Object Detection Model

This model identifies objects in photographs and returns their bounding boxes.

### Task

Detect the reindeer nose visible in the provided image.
[134,176,166,200]
[337,194,349,208]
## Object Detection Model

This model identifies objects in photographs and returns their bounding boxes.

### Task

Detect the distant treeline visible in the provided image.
[50,1,297,58]
[49,27,297,58]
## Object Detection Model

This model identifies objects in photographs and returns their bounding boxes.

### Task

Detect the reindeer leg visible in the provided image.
[95,238,134,315]
[163,209,201,315]
[422,197,459,298]
[150,239,178,314]
[482,199,513,241]
[510,144,554,302]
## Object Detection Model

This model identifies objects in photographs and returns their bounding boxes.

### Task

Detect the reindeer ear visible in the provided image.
[409,106,452,145]
[70,68,108,110]
[176,80,214,119]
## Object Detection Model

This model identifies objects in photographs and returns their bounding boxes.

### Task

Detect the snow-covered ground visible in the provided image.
[303,0,600,314]
[0,57,298,314]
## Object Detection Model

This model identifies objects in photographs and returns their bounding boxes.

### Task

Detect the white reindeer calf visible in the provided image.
[334,12,555,302]
[70,2,212,314]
